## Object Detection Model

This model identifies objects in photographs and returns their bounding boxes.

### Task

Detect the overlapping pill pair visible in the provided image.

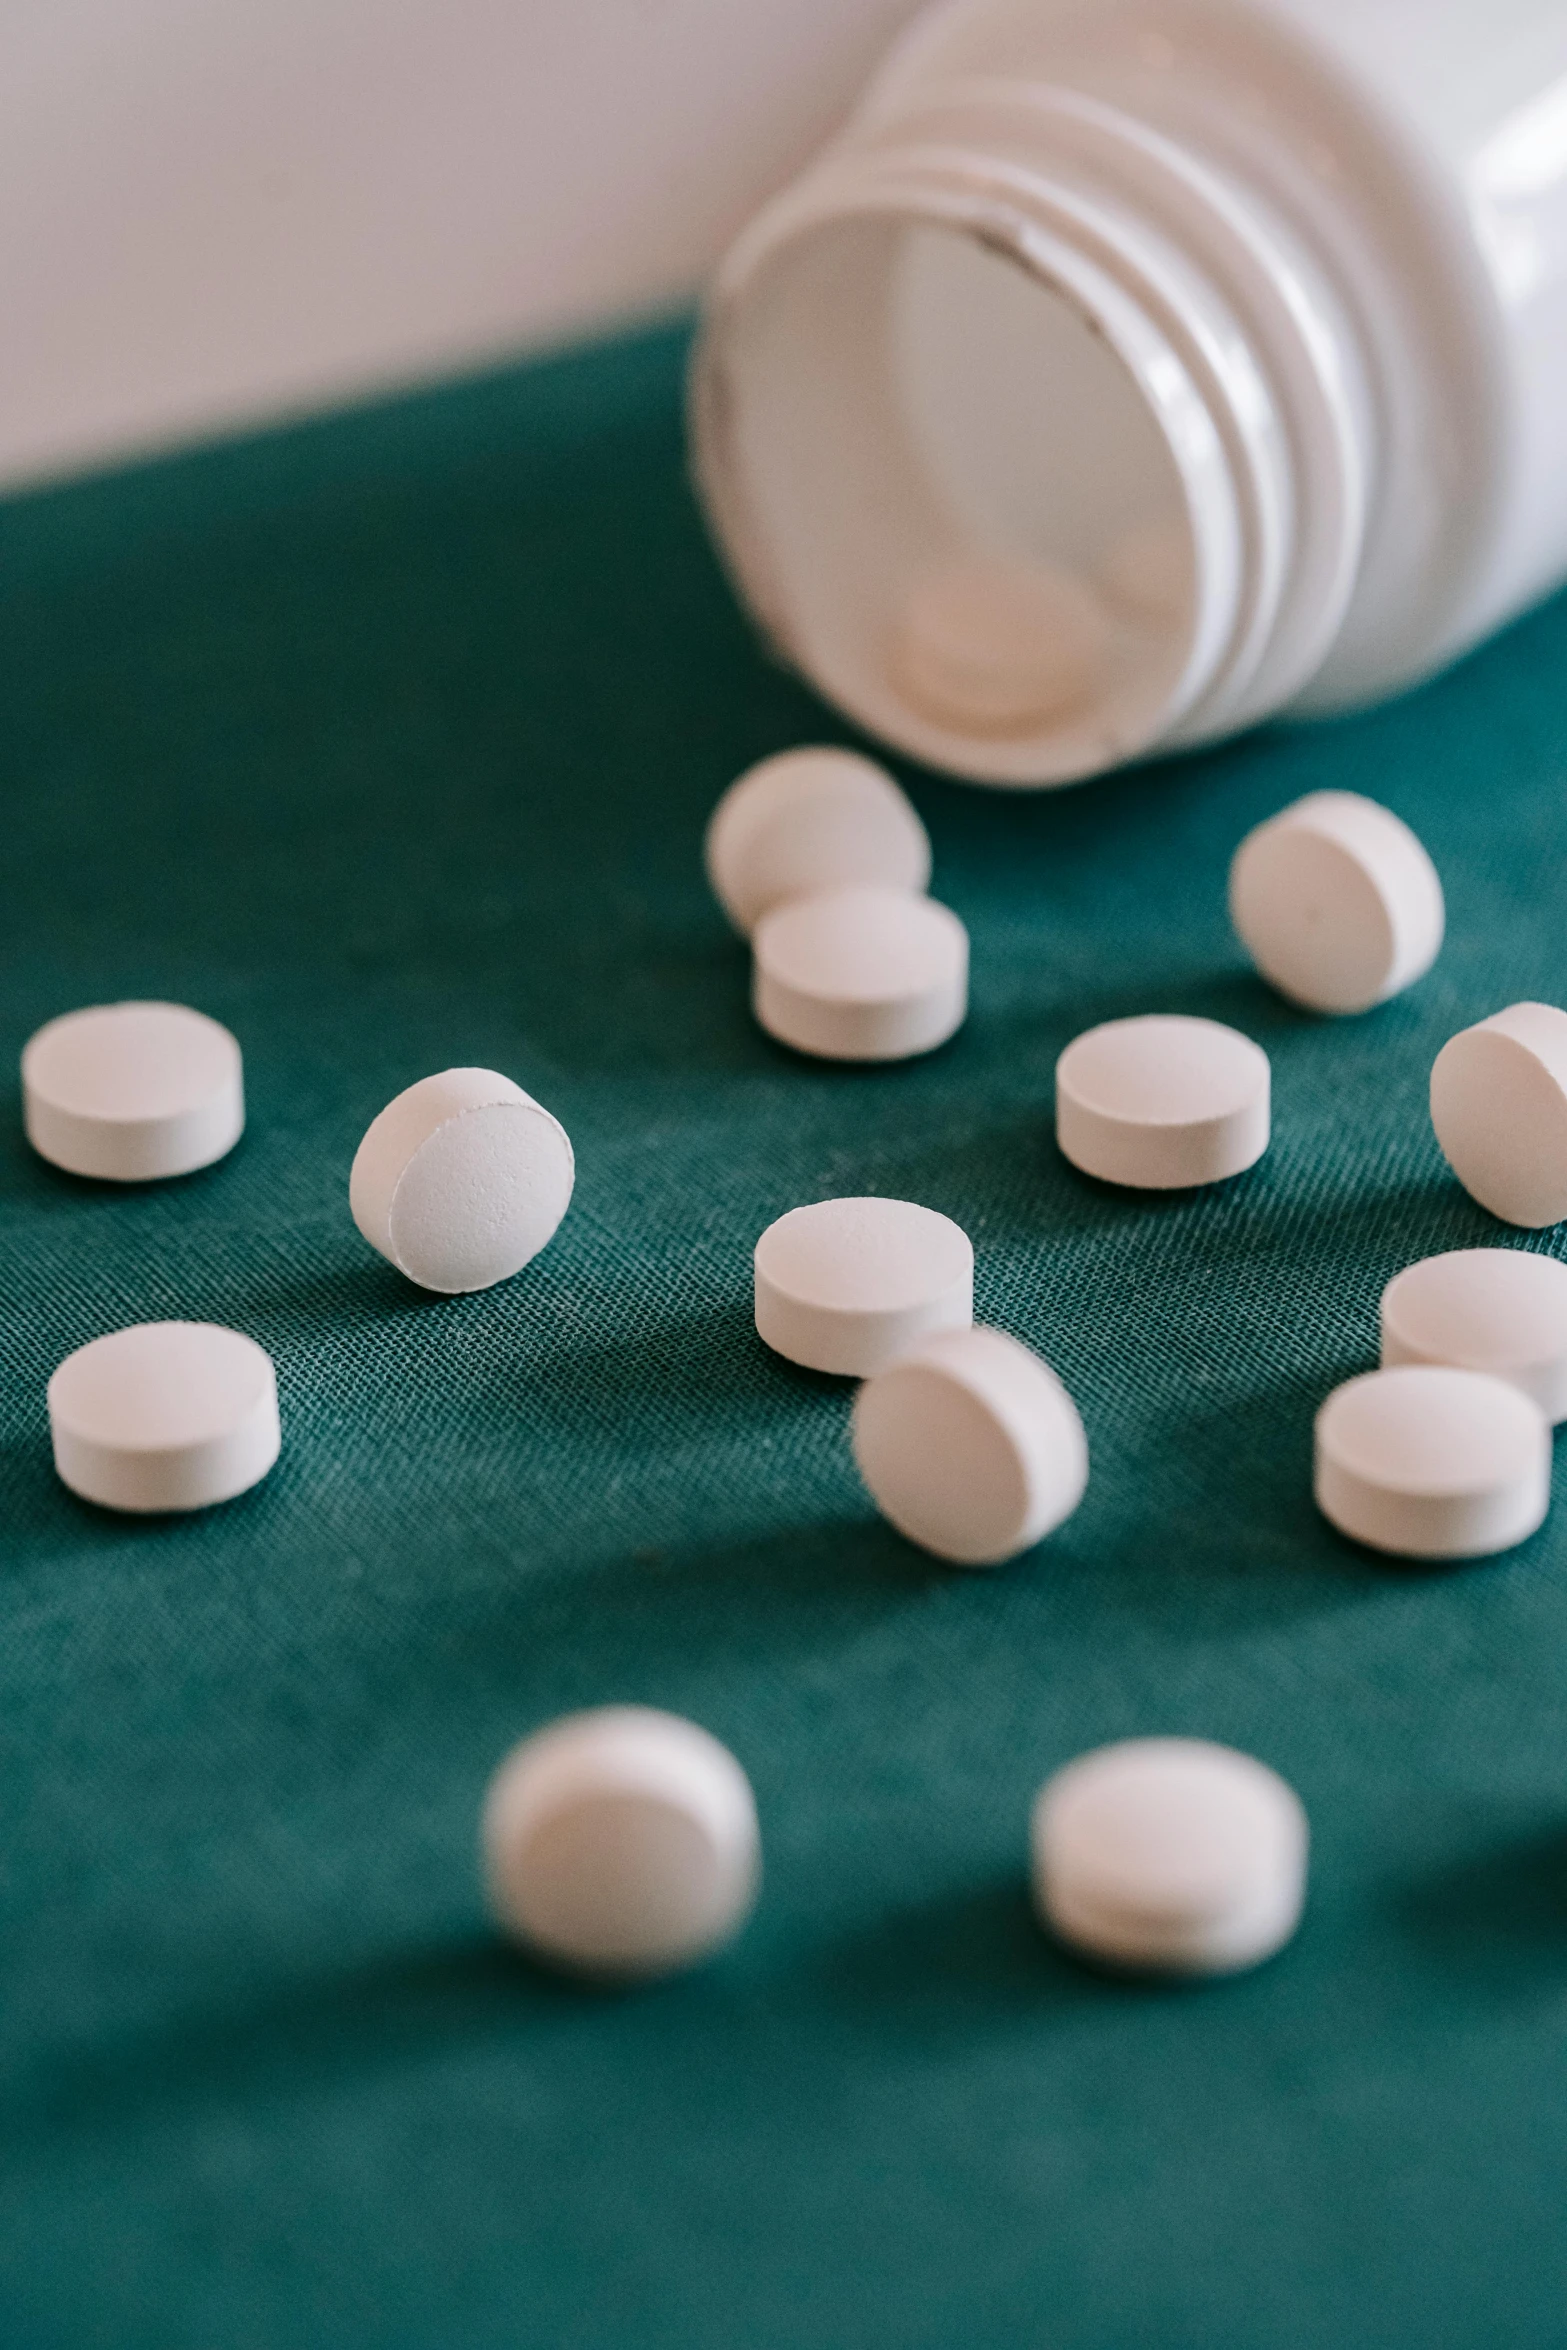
[482,1707,1307,1987]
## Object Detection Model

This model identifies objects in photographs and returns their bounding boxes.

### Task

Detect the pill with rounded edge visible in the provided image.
[851,1325,1087,1565]
[350,1068,574,1293]
[48,1321,280,1513]
[1430,1002,1567,1228]
[1314,1363,1549,1560]
[1381,1248,1567,1423]
[1229,791,1443,1014]
[1056,1014,1269,1189]
[754,1196,973,1376]
[1032,1738,1307,1976]
[705,747,930,937]
[23,1001,244,1181]
[483,1707,760,1978]
[752,884,968,1062]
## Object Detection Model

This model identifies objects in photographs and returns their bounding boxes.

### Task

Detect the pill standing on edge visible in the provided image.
[1430,1001,1567,1227]
[1055,1013,1270,1188]
[891,555,1111,733]
[1229,790,1444,1014]
[1032,1739,1308,1976]
[48,1321,281,1512]
[483,1707,761,1979]
[1314,1364,1550,1560]
[1381,1248,1567,1423]
[851,1325,1087,1565]
[752,883,968,1062]
[22,1001,244,1181]
[704,747,931,937]
[350,1068,574,1294]
[753,1196,973,1377]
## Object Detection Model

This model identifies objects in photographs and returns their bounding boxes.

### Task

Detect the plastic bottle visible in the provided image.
[690,0,1567,787]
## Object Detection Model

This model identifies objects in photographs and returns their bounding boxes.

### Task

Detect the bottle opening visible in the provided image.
[700,203,1239,786]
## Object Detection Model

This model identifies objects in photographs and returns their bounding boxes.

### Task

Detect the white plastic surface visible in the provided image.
[48,1321,281,1513]
[1032,1737,1307,1975]
[754,1196,973,1376]
[1230,791,1444,1013]
[22,1002,244,1182]
[1055,1015,1269,1189]
[1430,1003,1567,1229]
[705,746,931,936]
[694,0,1567,783]
[482,1707,760,1979]
[1381,1249,1567,1425]
[851,1325,1087,1566]
[752,884,968,1061]
[890,556,1111,734]
[350,1068,575,1293]
[1314,1364,1550,1560]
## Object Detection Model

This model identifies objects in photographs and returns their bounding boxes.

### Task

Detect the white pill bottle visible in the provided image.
[690,0,1567,787]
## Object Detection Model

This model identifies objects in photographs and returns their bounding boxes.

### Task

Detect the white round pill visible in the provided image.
[851,1326,1087,1566]
[1381,1249,1567,1423]
[704,747,931,937]
[1032,1738,1307,1975]
[754,1196,973,1377]
[891,556,1110,733]
[48,1321,280,1513]
[752,884,968,1063]
[1055,1014,1269,1189]
[482,1707,760,1979]
[1430,1001,1567,1227]
[350,1068,574,1294]
[1314,1364,1550,1560]
[1229,789,1444,1014]
[22,1001,244,1182]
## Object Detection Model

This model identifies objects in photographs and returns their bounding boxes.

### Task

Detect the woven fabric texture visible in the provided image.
[3,321,1567,2350]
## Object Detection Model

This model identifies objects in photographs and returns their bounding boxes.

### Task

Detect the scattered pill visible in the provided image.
[1381,1248,1567,1423]
[1229,790,1444,1014]
[22,1001,244,1182]
[891,555,1110,733]
[1314,1363,1550,1559]
[48,1321,280,1513]
[851,1326,1087,1565]
[1055,1013,1269,1189]
[1430,1001,1567,1227]
[752,883,968,1062]
[704,747,930,937]
[1098,518,1192,625]
[754,1196,973,1376]
[1032,1738,1307,1975]
[350,1067,574,1294]
[483,1707,760,1978]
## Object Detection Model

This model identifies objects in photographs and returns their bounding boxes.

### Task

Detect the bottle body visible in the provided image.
[690,0,1567,786]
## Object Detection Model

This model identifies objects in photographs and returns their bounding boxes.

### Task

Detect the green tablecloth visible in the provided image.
[5,320,1567,2350]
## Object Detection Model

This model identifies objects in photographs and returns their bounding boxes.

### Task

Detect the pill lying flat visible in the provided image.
[350,1067,574,1293]
[851,1325,1087,1566]
[1381,1249,1567,1422]
[1055,1013,1269,1188]
[704,747,930,937]
[22,1001,244,1181]
[1314,1364,1549,1559]
[1430,1002,1567,1227]
[754,1196,973,1376]
[892,555,1110,733]
[752,884,968,1062]
[1032,1738,1307,1975]
[48,1321,280,1512]
[483,1707,760,1978]
[1229,790,1444,1014]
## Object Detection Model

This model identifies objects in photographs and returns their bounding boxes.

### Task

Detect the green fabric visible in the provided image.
[4,318,1567,2350]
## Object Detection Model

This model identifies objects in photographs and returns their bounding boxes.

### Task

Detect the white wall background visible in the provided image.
[0,0,928,490]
